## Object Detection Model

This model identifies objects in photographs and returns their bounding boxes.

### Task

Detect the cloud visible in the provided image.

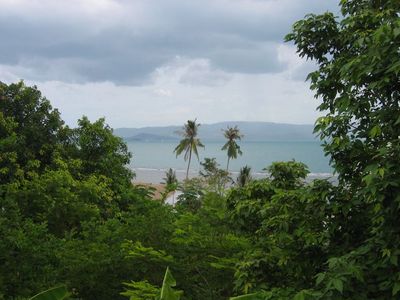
[0,0,339,84]
[277,44,318,82]
[18,55,320,128]
[153,57,231,87]
[0,0,339,127]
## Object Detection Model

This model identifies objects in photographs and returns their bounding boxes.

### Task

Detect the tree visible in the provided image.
[222,126,243,171]
[284,0,400,297]
[199,157,231,195]
[264,160,309,189]
[227,163,333,296]
[162,168,178,204]
[174,119,204,180]
[121,267,182,300]
[236,165,252,188]
[0,81,65,178]
[163,168,178,187]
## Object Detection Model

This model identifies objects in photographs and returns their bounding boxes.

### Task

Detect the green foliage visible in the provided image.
[284,0,400,298]
[69,116,133,192]
[236,166,252,188]
[162,169,178,202]
[0,112,23,183]
[57,198,175,299]
[230,288,300,300]
[0,217,61,298]
[0,81,174,299]
[6,168,109,236]
[265,160,309,189]
[3,5,400,296]
[227,169,335,295]
[124,241,173,266]
[175,178,204,213]
[160,267,182,300]
[0,81,64,177]
[121,267,182,300]
[121,280,160,300]
[163,168,178,187]
[171,191,249,299]
[199,158,231,195]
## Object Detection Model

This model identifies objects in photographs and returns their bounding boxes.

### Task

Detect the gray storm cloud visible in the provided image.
[0,0,339,85]
[0,0,339,128]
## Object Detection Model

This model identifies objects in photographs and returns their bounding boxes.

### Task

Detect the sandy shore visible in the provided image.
[132,167,335,185]
[133,181,182,205]
[132,168,336,205]
[132,168,196,184]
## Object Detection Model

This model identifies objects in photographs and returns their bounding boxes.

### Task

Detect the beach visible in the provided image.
[132,167,334,185]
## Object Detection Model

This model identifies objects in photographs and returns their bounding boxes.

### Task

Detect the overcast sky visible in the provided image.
[0,0,339,128]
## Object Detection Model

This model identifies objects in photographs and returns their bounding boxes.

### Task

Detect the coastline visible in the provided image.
[132,167,334,185]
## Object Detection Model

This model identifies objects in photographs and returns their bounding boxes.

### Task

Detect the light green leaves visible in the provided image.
[230,292,263,300]
[121,267,183,300]
[121,280,160,300]
[29,286,69,300]
[393,282,400,296]
[331,278,343,293]
[369,125,381,138]
[160,267,182,300]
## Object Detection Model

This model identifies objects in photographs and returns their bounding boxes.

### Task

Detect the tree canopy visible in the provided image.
[1,1,400,298]
[284,0,400,297]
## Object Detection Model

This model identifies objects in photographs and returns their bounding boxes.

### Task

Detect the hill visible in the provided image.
[114,121,316,142]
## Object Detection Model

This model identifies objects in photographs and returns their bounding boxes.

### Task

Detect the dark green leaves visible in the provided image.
[287,1,400,297]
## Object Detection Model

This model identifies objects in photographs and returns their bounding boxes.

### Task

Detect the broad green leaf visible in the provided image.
[316,273,325,286]
[160,267,182,300]
[332,278,343,293]
[370,125,381,138]
[230,293,263,300]
[29,286,69,300]
[293,291,306,300]
[395,115,400,126]
[393,282,400,296]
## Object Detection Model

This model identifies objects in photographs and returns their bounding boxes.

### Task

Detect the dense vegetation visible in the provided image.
[1,0,399,299]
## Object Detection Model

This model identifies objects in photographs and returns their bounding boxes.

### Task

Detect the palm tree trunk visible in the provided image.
[226,157,230,172]
[186,148,192,180]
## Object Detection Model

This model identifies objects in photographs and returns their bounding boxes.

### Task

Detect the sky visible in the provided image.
[0,0,339,128]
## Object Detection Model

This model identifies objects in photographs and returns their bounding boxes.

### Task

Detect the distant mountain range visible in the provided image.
[114,121,317,142]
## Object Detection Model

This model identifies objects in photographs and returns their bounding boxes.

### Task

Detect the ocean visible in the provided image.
[126,141,333,183]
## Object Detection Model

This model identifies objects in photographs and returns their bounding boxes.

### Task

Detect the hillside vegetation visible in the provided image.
[1,0,400,299]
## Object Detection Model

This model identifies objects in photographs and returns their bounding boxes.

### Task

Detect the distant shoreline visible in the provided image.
[132,167,334,185]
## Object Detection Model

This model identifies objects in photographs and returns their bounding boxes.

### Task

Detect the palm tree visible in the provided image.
[162,168,178,204]
[222,125,243,171]
[236,165,252,187]
[174,119,204,180]
[163,168,178,186]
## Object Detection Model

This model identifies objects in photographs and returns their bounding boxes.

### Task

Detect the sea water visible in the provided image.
[126,141,332,183]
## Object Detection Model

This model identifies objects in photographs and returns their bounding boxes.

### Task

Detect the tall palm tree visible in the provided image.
[174,119,204,180]
[222,125,243,171]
